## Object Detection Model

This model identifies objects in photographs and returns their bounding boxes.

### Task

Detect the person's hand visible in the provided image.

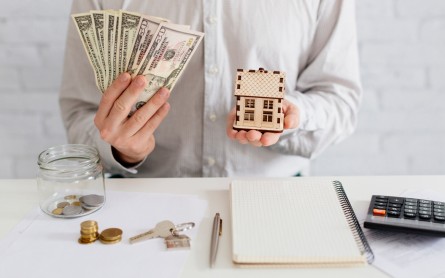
[94,73,170,165]
[226,99,299,147]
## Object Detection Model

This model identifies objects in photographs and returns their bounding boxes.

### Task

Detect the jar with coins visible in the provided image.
[37,144,106,218]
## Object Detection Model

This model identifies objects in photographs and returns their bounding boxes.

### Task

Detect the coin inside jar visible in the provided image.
[62,205,83,216]
[80,194,105,208]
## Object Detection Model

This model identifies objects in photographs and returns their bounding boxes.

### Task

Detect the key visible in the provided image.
[129,220,175,244]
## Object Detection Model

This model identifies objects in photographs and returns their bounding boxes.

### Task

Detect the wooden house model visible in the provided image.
[233,68,285,133]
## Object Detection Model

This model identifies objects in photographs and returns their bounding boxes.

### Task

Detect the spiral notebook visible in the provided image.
[230,179,374,267]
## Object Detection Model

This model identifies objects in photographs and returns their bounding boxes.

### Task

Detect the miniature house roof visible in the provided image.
[234,68,285,98]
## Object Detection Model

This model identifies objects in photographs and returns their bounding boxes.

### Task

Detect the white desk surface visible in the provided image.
[1,175,444,277]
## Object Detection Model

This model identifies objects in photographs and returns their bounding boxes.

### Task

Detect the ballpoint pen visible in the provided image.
[210,212,222,268]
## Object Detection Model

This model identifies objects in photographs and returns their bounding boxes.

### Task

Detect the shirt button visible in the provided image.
[207,157,216,166]
[209,114,217,122]
[208,65,219,74]
[208,16,217,24]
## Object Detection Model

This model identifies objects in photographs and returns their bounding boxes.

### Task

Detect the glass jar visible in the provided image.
[37,144,106,218]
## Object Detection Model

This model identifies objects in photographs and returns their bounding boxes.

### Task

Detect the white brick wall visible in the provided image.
[311,0,445,176]
[0,0,444,178]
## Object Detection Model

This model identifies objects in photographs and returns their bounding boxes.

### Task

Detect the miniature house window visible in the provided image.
[263,111,273,122]
[245,98,255,108]
[244,110,255,121]
[263,100,273,109]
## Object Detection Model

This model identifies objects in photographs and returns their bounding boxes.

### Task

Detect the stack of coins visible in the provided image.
[78,220,99,244]
[99,228,123,244]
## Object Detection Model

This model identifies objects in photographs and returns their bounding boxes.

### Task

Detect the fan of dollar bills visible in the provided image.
[72,10,204,111]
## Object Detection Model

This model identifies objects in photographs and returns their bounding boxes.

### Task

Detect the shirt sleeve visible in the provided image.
[269,0,362,159]
[59,0,140,175]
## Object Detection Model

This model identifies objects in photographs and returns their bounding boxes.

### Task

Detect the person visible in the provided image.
[60,0,361,177]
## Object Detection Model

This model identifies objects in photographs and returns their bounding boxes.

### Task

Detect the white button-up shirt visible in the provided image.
[60,0,361,177]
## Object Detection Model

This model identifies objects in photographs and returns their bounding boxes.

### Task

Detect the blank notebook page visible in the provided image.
[231,179,365,265]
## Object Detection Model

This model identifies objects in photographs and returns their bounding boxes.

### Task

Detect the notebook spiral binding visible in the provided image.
[333,180,375,264]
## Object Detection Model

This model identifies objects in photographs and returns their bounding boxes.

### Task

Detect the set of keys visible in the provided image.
[129,220,195,250]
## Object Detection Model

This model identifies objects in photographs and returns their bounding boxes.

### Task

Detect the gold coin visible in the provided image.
[51,208,63,215]
[80,220,98,229]
[65,195,77,200]
[99,236,122,245]
[78,237,96,244]
[100,228,123,241]
[72,201,81,206]
[56,201,70,208]
[80,229,98,236]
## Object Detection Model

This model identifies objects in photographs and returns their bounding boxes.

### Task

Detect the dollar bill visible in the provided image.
[126,16,166,76]
[103,11,117,88]
[72,13,106,92]
[91,11,106,88]
[132,23,204,111]
[117,11,141,76]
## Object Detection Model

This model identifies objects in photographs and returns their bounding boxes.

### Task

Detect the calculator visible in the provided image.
[363,195,445,236]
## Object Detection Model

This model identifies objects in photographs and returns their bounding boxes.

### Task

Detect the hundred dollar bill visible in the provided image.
[117,10,141,76]
[126,15,167,76]
[72,13,106,92]
[132,23,204,111]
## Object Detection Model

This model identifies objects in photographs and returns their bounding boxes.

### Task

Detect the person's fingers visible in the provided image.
[260,132,280,146]
[226,107,237,139]
[245,130,262,142]
[283,100,299,130]
[95,73,131,125]
[136,102,171,139]
[123,87,170,135]
[235,130,249,144]
[106,75,147,124]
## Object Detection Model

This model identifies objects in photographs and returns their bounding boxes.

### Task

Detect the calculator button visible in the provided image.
[405,198,418,203]
[434,201,445,206]
[375,195,388,200]
[419,200,432,205]
[434,212,445,217]
[419,214,432,221]
[434,215,445,222]
[387,211,401,218]
[388,207,401,212]
[434,209,445,214]
[404,212,416,219]
[389,197,404,204]
[404,209,416,214]
[373,209,386,216]
[419,203,432,208]
[388,203,402,208]
[374,201,387,207]
[374,205,387,210]
[405,202,417,207]
[404,205,417,210]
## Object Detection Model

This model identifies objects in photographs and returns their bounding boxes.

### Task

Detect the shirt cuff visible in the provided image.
[93,131,145,175]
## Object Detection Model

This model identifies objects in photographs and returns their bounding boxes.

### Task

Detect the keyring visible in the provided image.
[172,222,195,235]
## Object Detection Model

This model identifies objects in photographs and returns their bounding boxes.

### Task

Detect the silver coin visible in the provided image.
[62,205,83,216]
[79,194,104,207]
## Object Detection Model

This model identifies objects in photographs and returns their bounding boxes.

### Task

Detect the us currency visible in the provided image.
[103,11,117,88]
[117,11,141,76]
[91,11,106,87]
[135,23,190,77]
[126,16,166,76]
[112,11,120,84]
[72,13,106,92]
[132,24,204,111]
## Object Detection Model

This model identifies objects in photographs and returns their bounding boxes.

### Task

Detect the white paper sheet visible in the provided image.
[0,191,208,278]
[360,189,445,278]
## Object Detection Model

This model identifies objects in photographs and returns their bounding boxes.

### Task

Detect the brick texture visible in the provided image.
[0,0,444,178]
